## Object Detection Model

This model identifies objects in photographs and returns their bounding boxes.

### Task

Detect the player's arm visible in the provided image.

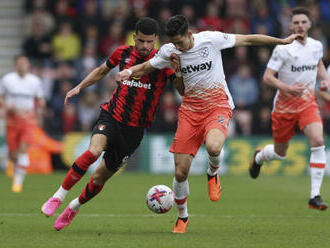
[263,68,305,96]
[115,61,155,83]
[65,62,110,105]
[316,59,329,91]
[234,33,302,47]
[169,53,184,96]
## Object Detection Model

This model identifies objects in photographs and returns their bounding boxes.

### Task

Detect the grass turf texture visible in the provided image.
[0,172,329,248]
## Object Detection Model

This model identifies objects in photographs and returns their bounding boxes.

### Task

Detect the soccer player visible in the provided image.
[0,55,45,193]
[249,7,329,210]
[116,15,301,233]
[41,17,183,230]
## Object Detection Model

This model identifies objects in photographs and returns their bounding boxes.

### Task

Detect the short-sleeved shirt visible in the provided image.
[101,45,174,128]
[149,31,236,112]
[0,72,43,111]
[267,37,323,113]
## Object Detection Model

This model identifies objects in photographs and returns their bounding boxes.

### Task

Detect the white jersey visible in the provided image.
[267,37,322,113]
[0,72,43,111]
[149,31,236,112]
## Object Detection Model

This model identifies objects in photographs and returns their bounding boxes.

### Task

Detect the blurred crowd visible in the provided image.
[20,0,330,136]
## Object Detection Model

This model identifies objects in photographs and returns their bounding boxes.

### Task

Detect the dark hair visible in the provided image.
[291,7,310,19]
[135,17,159,35]
[165,15,189,37]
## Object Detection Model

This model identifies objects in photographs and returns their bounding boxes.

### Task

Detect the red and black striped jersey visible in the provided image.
[101,45,175,128]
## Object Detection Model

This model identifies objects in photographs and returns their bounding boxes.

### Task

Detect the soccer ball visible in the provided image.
[146,185,175,214]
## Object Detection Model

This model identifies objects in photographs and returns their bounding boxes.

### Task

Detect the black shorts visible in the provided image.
[92,109,144,172]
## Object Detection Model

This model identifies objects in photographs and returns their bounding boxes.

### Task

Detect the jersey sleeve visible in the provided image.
[149,45,172,69]
[207,31,236,50]
[106,47,122,68]
[267,46,284,72]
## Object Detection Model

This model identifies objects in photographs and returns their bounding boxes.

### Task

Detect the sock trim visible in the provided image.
[310,163,325,168]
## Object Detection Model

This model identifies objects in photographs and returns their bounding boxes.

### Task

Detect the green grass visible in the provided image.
[0,172,330,248]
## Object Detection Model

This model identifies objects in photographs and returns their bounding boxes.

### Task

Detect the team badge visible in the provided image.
[98,124,106,131]
[199,47,209,57]
[122,156,129,164]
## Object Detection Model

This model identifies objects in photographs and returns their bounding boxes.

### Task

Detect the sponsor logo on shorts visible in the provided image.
[98,124,106,131]
[217,115,229,127]
[122,156,129,164]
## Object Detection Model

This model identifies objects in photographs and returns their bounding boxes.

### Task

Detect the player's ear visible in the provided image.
[133,33,137,42]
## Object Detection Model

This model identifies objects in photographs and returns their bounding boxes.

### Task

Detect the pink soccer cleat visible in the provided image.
[54,205,79,231]
[41,197,62,217]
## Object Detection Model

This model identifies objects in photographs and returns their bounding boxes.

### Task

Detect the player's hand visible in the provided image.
[170,53,181,72]
[281,34,304,44]
[285,83,306,96]
[115,69,132,83]
[64,87,80,105]
[318,80,329,91]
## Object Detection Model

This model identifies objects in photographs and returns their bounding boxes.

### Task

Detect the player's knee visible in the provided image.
[206,143,221,157]
[175,168,188,182]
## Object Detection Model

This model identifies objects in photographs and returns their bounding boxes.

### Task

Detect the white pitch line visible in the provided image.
[0,213,325,218]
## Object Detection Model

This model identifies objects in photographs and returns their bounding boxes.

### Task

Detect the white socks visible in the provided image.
[13,153,29,186]
[255,144,285,164]
[207,154,220,176]
[69,198,81,212]
[53,186,69,202]
[310,146,326,198]
[173,178,189,218]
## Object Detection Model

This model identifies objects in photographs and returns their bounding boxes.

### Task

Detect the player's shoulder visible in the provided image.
[158,43,176,56]
[113,45,131,53]
[1,72,17,82]
[307,37,322,48]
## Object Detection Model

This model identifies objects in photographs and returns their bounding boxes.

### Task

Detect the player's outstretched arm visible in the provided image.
[64,62,110,105]
[263,68,305,96]
[235,33,303,47]
[115,61,155,83]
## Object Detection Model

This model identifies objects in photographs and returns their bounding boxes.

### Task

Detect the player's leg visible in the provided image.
[169,109,203,233]
[303,122,327,210]
[11,141,29,193]
[204,128,225,202]
[172,153,193,234]
[249,112,292,178]
[41,134,106,217]
[203,108,232,201]
[54,158,116,230]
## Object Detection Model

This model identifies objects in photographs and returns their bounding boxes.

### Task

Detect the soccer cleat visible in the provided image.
[172,217,189,234]
[249,148,263,179]
[11,184,22,193]
[54,205,79,231]
[308,195,328,211]
[41,197,62,217]
[207,174,222,202]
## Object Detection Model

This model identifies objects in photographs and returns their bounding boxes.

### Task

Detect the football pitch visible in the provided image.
[0,172,329,248]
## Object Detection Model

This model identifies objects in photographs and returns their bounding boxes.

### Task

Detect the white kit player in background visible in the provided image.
[249,7,329,210]
[0,55,45,193]
[116,14,302,233]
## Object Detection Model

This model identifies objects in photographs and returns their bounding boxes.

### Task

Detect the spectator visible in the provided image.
[23,22,52,63]
[98,21,125,57]
[51,22,81,61]
[197,2,223,31]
